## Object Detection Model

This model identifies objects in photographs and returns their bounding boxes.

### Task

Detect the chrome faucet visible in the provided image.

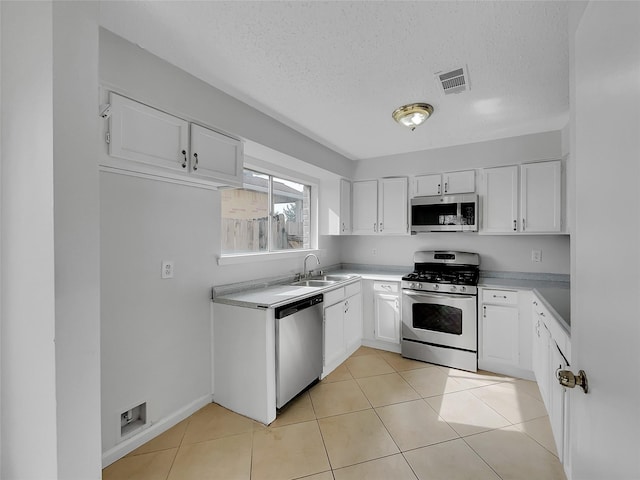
[303,253,320,278]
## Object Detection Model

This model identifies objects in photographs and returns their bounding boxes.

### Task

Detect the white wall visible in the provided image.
[1,3,58,477]
[339,234,569,274]
[52,3,102,477]
[344,131,570,275]
[1,2,102,478]
[100,173,215,453]
[353,130,563,179]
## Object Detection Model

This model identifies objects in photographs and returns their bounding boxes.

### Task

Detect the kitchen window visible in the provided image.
[221,169,311,256]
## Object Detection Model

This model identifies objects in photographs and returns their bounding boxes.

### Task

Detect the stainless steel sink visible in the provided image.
[291,279,337,287]
[309,274,356,282]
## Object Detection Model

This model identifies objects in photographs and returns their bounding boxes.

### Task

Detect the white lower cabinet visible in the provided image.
[324,301,346,369]
[373,283,401,344]
[478,288,533,379]
[481,303,519,365]
[531,293,571,474]
[322,281,362,376]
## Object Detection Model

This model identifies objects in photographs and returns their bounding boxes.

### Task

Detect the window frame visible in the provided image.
[218,166,319,265]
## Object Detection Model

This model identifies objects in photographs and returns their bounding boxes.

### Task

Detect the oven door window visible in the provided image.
[412,303,463,335]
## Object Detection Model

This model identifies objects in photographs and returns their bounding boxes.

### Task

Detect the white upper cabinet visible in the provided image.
[107,93,243,187]
[520,161,562,233]
[352,178,408,235]
[379,177,408,234]
[414,170,475,196]
[109,92,189,172]
[445,170,476,195]
[352,180,378,234]
[190,123,243,186]
[340,179,352,235]
[414,173,442,196]
[482,161,562,234]
[482,165,519,233]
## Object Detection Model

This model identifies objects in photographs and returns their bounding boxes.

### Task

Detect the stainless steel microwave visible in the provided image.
[410,194,478,233]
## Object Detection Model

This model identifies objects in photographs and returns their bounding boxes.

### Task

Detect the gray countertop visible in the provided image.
[212,265,571,334]
[479,275,570,331]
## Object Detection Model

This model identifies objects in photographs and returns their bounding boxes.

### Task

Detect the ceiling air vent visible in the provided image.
[435,66,470,96]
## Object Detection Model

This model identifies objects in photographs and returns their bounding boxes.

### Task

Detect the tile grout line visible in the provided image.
[460,434,506,480]
[164,414,192,480]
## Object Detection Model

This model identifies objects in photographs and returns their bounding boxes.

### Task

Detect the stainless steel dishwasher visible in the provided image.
[274,293,324,409]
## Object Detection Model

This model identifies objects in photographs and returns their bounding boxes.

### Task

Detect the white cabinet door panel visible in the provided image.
[482,165,519,233]
[415,174,442,196]
[482,304,519,365]
[324,302,345,368]
[190,123,243,186]
[352,180,378,234]
[109,93,189,171]
[521,161,561,233]
[445,170,475,195]
[340,179,351,234]
[344,294,362,352]
[379,177,408,234]
[374,292,400,344]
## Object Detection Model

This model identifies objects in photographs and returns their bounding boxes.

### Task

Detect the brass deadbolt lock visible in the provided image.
[557,369,589,394]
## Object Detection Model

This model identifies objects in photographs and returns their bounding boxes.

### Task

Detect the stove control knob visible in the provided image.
[417,283,423,289]
[460,286,466,292]
[409,283,416,289]
[433,284,439,290]
[450,285,457,292]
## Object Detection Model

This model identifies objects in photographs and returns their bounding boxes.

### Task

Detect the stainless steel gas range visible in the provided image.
[401,251,480,372]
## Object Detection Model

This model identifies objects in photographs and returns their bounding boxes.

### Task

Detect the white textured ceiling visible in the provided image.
[99,1,569,160]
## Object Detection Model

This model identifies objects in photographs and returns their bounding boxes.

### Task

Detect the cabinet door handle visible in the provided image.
[379,222,383,232]
[513,219,517,231]
[181,150,187,168]
[437,183,441,195]
[483,305,487,318]
[193,152,199,171]
[373,222,377,232]
[492,294,507,299]
[444,182,448,193]
[522,218,526,231]
[533,300,538,306]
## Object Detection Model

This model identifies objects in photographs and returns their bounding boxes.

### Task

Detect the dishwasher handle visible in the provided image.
[275,294,324,319]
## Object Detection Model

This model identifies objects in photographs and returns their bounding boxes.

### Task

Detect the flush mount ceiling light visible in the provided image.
[392,103,434,131]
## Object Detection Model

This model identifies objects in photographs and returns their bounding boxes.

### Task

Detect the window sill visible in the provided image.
[217,249,321,266]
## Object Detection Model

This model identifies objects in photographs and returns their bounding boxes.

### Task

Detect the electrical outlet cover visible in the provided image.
[161,260,174,278]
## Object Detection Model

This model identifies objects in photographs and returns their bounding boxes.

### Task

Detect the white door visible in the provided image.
[344,294,362,352]
[414,174,442,196]
[444,170,475,195]
[323,302,345,368]
[339,179,351,234]
[374,292,400,344]
[378,177,408,234]
[190,123,243,186]
[520,161,561,233]
[481,304,519,365]
[482,165,518,233]
[109,93,189,171]
[571,3,640,479]
[352,180,378,234]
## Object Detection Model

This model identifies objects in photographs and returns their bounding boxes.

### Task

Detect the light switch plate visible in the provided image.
[161,260,174,279]
[531,250,542,263]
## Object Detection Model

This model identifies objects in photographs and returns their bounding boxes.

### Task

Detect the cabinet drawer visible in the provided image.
[482,289,518,305]
[345,281,361,297]
[373,282,398,293]
[324,287,345,307]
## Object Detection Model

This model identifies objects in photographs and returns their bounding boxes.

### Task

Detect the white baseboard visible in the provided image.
[102,393,213,468]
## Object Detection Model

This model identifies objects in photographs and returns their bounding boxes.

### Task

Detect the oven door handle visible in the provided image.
[402,290,476,300]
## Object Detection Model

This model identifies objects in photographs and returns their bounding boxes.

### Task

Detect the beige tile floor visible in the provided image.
[103,346,566,480]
